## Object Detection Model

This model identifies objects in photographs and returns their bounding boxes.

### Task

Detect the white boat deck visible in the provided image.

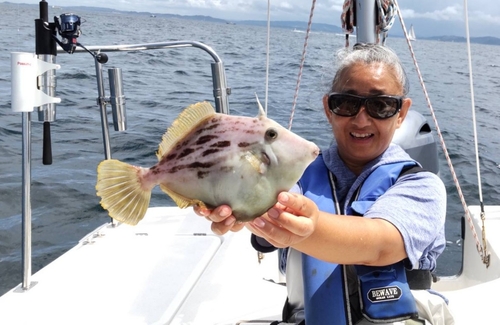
[0,207,286,325]
[0,205,499,324]
[433,205,500,324]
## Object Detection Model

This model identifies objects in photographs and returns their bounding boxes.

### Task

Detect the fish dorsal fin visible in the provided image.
[255,93,266,118]
[156,101,216,160]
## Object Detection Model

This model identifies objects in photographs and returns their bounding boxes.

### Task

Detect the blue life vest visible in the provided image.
[298,156,419,324]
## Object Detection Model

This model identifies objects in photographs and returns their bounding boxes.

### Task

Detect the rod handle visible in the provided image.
[42,121,52,165]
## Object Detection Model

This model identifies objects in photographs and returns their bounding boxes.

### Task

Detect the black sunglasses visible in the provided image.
[327,93,403,119]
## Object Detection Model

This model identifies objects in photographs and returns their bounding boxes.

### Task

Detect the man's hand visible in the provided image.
[193,204,245,235]
[246,192,319,248]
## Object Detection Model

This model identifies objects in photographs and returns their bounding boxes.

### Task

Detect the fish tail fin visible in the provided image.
[96,159,152,225]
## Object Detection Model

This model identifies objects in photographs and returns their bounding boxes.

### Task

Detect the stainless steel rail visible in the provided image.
[60,40,231,159]
[19,40,230,291]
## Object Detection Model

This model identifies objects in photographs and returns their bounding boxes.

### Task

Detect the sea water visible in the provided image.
[0,3,499,296]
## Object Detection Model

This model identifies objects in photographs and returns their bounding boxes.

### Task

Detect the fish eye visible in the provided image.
[265,128,278,141]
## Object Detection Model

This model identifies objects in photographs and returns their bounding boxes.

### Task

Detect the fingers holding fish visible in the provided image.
[211,218,245,235]
[193,203,230,222]
[193,204,244,235]
[247,214,312,249]
[247,193,319,248]
[275,192,319,225]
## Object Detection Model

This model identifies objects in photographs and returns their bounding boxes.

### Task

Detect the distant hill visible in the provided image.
[6,2,499,46]
[234,21,500,46]
[423,35,500,46]
[59,5,228,24]
[128,12,500,46]
[236,20,500,45]
[238,20,344,34]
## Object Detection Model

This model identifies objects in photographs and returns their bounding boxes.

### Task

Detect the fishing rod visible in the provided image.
[36,1,109,167]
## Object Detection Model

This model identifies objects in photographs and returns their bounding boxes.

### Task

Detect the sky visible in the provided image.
[6,0,500,37]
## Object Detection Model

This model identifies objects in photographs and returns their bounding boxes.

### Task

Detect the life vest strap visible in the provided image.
[406,269,432,290]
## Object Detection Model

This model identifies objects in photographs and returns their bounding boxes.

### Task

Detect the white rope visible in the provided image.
[463,0,489,266]
[264,0,271,115]
[393,0,489,266]
[288,0,317,130]
[464,0,484,206]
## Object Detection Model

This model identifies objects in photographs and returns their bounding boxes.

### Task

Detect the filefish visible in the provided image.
[96,98,319,225]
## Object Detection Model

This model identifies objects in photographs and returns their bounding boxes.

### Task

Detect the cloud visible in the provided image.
[469,11,500,25]
[4,0,500,35]
[400,5,463,21]
[400,4,500,26]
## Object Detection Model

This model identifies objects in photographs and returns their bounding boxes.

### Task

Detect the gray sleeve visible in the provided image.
[363,171,447,271]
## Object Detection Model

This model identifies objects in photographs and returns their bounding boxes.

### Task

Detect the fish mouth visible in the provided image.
[313,146,320,157]
[261,151,271,166]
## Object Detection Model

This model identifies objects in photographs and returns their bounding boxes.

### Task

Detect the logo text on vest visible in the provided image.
[367,286,402,303]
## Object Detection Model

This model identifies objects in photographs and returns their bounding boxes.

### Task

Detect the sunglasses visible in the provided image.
[327,93,403,119]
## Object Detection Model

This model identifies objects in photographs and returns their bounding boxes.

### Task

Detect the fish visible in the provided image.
[95,97,319,225]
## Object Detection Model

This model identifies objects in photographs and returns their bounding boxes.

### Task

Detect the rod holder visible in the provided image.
[108,67,127,131]
[37,55,58,122]
[11,52,61,113]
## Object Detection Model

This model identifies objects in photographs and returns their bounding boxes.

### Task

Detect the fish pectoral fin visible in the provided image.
[96,159,151,226]
[242,151,267,174]
[159,184,204,208]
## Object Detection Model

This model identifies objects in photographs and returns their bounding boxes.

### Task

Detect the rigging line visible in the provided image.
[463,0,489,265]
[264,0,271,115]
[464,0,484,206]
[393,0,489,265]
[288,0,317,131]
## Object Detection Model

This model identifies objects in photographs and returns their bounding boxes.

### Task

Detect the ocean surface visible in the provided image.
[1,2,499,296]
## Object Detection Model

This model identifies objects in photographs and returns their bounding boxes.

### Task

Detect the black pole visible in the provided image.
[36,1,57,165]
[35,1,56,56]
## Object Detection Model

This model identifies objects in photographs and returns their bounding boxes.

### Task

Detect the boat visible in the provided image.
[1,0,499,324]
[409,24,416,41]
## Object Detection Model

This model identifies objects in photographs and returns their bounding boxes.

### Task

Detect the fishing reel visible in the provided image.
[54,13,81,54]
[53,13,107,63]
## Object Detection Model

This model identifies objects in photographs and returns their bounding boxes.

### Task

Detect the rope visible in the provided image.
[264,0,271,115]
[393,0,490,266]
[375,0,397,44]
[463,0,489,266]
[341,0,397,47]
[341,0,354,48]
[287,0,317,130]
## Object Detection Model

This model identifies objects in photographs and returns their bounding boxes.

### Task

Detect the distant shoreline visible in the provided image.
[3,1,499,46]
